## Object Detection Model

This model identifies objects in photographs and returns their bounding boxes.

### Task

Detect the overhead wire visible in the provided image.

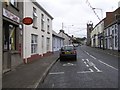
[86,0,101,21]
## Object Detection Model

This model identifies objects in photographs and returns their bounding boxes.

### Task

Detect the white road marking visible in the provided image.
[63,63,76,66]
[88,61,94,66]
[86,52,89,55]
[89,55,96,59]
[77,71,92,74]
[86,59,89,62]
[89,68,94,72]
[84,61,87,64]
[77,68,94,73]
[52,84,55,88]
[86,65,89,67]
[49,72,64,75]
[82,59,84,61]
[84,51,96,59]
[84,51,90,55]
[98,60,118,71]
[93,65,102,72]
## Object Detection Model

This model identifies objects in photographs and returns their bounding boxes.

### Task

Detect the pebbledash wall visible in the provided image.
[23,0,53,63]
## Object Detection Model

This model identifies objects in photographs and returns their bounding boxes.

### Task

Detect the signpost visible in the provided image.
[22,17,33,25]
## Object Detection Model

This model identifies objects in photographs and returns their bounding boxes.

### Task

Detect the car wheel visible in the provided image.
[74,55,77,60]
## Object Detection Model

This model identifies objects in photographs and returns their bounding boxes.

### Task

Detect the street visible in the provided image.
[37,45,118,88]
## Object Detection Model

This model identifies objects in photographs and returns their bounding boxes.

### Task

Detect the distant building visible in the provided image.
[104,7,120,50]
[58,30,73,46]
[87,22,93,46]
[52,30,64,52]
[91,19,105,48]
[23,0,53,63]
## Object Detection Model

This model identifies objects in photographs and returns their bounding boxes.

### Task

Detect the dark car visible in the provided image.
[60,45,77,61]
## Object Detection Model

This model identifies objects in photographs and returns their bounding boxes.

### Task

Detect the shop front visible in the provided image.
[2,8,23,73]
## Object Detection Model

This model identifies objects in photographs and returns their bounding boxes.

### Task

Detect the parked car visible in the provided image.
[73,43,79,47]
[60,45,77,61]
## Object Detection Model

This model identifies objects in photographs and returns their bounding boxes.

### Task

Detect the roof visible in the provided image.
[59,29,72,39]
[32,1,54,20]
[52,30,64,39]
[93,18,105,30]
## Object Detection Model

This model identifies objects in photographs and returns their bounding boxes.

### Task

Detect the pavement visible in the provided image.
[87,46,120,57]
[2,51,59,89]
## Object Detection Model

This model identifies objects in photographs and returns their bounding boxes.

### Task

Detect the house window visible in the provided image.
[112,30,114,35]
[115,24,117,34]
[46,38,50,52]
[47,25,50,34]
[115,36,118,48]
[47,19,49,23]
[41,14,44,31]
[47,18,50,34]
[108,28,110,36]
[31,34,38,54]
[42,35,44,49]
[10,0,18,7]
[33,7,37,28]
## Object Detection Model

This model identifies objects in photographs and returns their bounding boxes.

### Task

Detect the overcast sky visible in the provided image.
[36,0,120,38]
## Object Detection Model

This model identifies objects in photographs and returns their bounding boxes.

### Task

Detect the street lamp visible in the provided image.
[93,8,103,20]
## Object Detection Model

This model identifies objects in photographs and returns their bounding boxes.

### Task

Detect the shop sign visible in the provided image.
[3,8,20,23]
[22,17,33,25]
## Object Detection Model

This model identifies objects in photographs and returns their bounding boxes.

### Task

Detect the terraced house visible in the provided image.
[91,19,104,48]
[104,7,120,50]
[91,6,120,51]
[23,0,53,63]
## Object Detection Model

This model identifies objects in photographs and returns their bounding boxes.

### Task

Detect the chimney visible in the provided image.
[60,29,64,33]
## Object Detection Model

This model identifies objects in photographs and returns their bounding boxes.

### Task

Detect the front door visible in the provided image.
[3,21,16,73]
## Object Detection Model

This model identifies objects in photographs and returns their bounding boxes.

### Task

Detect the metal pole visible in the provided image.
[93,8,103,20]
[0,1,2,89]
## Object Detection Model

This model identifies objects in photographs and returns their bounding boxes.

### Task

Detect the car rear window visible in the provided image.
[63,46,74,51]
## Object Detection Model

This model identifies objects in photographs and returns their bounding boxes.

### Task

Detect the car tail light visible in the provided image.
[72,50,76,54]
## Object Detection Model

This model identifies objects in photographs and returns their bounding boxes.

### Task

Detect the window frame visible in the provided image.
[31,34,38,54]
[33,7,38,29]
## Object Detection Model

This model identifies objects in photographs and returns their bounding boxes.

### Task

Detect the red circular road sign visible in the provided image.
[22,17,33,25]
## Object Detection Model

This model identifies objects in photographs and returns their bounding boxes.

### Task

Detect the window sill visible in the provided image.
[41,29,45,32]
[32,26,38,29]
[47,32,50,34]
[10,50,20,54]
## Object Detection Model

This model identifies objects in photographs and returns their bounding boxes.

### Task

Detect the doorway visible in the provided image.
[3,21,16,73]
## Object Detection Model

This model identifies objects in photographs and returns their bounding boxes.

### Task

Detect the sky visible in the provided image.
[36,0,120,38]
